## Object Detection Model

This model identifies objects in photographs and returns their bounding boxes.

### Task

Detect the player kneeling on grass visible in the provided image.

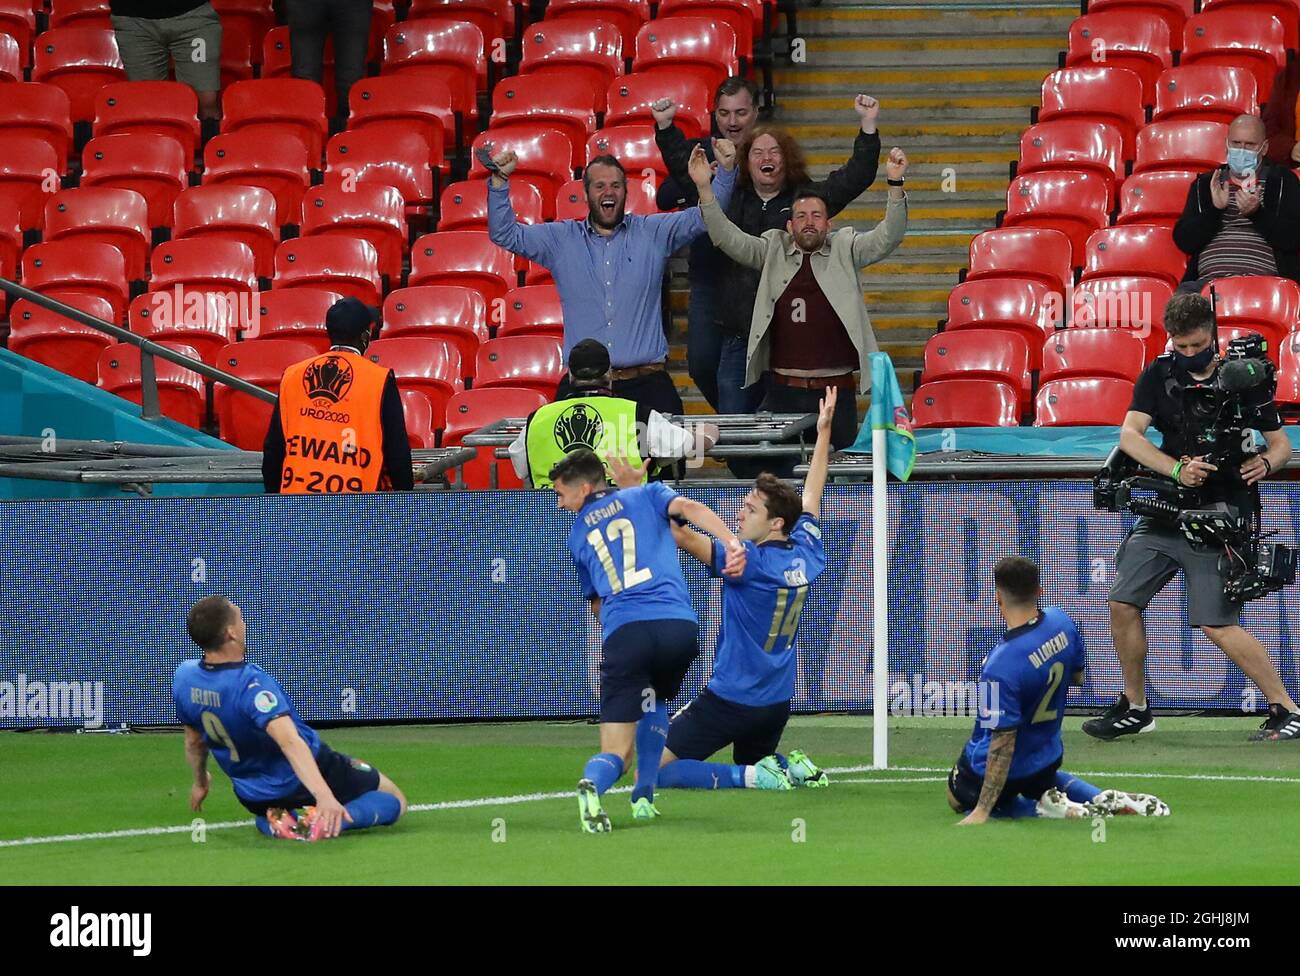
[949,558,1170,825]
[174,595,407,842]
[612,388,839,792]
[552,448,747,832]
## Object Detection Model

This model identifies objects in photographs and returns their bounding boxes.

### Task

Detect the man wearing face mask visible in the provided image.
[1173,114,1300,290]
[1085,293,1300,743]
[262,297,414,494]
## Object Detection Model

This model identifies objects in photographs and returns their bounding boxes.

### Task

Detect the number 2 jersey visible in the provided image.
[960,606,1087,780]
[567,483,697,636]
[173,659,321,803]
[705,513,827,708]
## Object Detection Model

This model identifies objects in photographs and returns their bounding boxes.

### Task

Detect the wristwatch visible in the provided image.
[887,178,905,187]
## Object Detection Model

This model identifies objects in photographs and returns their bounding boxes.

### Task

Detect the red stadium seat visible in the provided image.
[1152,65,1258,127]
[0,82,74,166]
[500,284,564,338]
[1201,0,1299,51]
[439,179,544,232]
[211,0,276,65]
[203,130,313,227]
[1134,120,1228,176]
[1117,169,1199,227]
[587,124,667,182]
[172,185,280,280]
[1181,10,1287,104]
[919,330,1032,411]
[474,335,564,396]
[1083,1,1194,52]
[406,0,512,54]
[1016,120,1126,208]
[43,186,151,283]
[1203,275,1300,354]
[8,295,116,384]
[97,340,207,428]
[658,0,757,66]
[325,124,439,214]
[0,31,20,81]
[554,176,657,221]
[965,227,1074,294]
[0,135,64,233]
[1038,67,1146,160]
[221,79,329,163]
[0,1,35,70]
[1275,332,1300,413]
[1081,225,1188,290]
[409,231,517,306]
[945,278,1059,370]
[382,285,489,379]
[912,379,1020,428]
[442,386,549,488]
[80,132,188,229]
[490,74,599,170]
[1065,13,1172,104]
[219,15,255,88]
[150,238,257,296]
[382,20,485,124]
[213,338,322,450]
[518,19,623,114]
[128,289,248,366]
[31,28,126,123]
[469,127,574,219]
[1001,170,1111,267]
[606,73,711,140]
[23,240,128,324]
[94,81,200,166]
[401,388,439,449]
[544,0,649,52]
[524,263,554,286]
[632,17,739,97]
[1040,328,1147,383]
[302,183,408,284]
[274,237,384,306]
[1070,276,1172,358]
[349,74,456,169]
[0,217,18,285]
[365,336,462,429]
[246,288,344,348]
[1034,377,1134,426]
[51,0,111,29]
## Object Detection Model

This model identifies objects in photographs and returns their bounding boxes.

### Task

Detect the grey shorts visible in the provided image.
[1109,518,1241,627]
[111,2,222,91]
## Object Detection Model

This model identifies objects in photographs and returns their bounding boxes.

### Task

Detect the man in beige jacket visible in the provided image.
[689,142,908,467]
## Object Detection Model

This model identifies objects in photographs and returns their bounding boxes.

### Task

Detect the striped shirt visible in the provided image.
[1198,186,1279,280]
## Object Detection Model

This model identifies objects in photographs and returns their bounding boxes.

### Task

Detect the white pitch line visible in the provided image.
[830,764,1300,784]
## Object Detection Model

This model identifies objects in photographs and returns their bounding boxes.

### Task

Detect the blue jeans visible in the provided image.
[717,335,765,414]
[686,274,722,411]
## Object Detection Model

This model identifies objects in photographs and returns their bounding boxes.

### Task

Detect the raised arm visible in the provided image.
[815,95,883,216]
[692,143,768,270]
[850,147,909,268]
[802,386,837,519]
[486,149,563,264]
[183,725,210,812]
[657,140,737,252]
[668,495,746,577]
[653,100,702,208]
[265,715,351,837]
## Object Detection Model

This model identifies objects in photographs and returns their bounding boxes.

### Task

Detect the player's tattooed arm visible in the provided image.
[183,725,210,812]
[958,728,1016,826]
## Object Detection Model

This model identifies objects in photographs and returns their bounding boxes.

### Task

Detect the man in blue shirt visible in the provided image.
[174,596,406,841]
[487,142,737,418]
[550,448,745,832]
[948,558,1170,824]
[626,388,837,792]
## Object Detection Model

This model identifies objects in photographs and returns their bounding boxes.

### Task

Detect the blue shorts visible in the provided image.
[237,742,382,817]
[947,753,1061,817]
[666,686,791,765]
[600,618,699,723]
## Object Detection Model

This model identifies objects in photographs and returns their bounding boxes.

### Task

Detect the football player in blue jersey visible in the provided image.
[174,596,407,841]
[949,557,1169,824]
[619,387,838,793]
[550,448,746,833]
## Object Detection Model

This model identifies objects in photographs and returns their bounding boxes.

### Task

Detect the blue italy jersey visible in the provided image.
[173,659,321,803]
[706,514,827,707]
[567,483,696,636]
[961,606,1086,779]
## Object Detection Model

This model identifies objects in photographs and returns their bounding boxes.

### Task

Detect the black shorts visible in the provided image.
[600,618,699,723]
[238,741,382,817]
[666,686,791,766]
[947,753,1061,816]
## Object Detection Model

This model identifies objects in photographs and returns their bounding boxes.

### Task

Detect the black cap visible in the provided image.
[568,338,611,382]
[325,297,379,345]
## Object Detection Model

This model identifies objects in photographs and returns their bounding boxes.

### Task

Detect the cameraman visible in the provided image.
[1085,293,1300,742]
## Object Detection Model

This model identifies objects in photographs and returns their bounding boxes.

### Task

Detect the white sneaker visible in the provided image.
[1087,789,1171,817]
[1036,787,1091,819]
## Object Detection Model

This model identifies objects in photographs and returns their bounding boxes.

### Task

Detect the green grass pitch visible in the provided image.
[3,716,1297,885]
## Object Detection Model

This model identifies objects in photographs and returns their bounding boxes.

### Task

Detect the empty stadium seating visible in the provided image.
[23,240,129,324]
[1065,13,1172,104]
[409,231,517,305]
[439,179,545,232]
[325,125,439,216]
[214,338,322,451]
[499,284,564,338]
[1034,377,1134,426]
[274,237,385,306]
[382,285,490,379]
[94,81,201,165]
[632,17,739,96]
[8,295,117,385]
[0,0,36,70]
[1203,276,1300,355]
[1071,276,1173,358]
[1037,67,1146,160]
[1082,1,1193,52]
[543,0,650,52]
[365,336,463,429]
[1117,170,1198,227]
[1181,9,1286,103]
[1081,225,1188,290]
[222,78,330,162]
[1000,170,1110,267]
[301,183,408,283]
[489,74,599,170]
[606,73,712,140]
[1040,328,1147,384]
[247,288,344,349]
[32,27,126,123]
[473,336,564,396]
[1133,120,1229,175]
[97,341,207,429]
[965,227,1074,295]
[944,278,1060,369]
[204,130,314,227]
[518,19,623,114]
[383,19,486,123]
[1275,333,1300,413]
[912,379,1020,428]
[172,185,281,280]
[80,132,189,229]
[442,386,549,488]
[43,187,151,283]
[1152,65,1258,127]
[349,74,457,166]
[127,290,247,367]
[0,134,62,232]
[150,239,258,298]
[0,82,74,165]
[401,388,439,449]
[1015,120,1126,208]
[919,331,1032,412]
[1200,0,1298,50]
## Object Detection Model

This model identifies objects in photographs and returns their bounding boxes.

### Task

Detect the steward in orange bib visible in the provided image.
[262,298,414,493]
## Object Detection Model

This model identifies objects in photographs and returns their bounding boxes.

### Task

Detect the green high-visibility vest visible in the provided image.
[525,395,646,489]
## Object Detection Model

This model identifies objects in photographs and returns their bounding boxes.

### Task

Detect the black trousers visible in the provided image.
[749,378,860,478]
[285,0,372,119]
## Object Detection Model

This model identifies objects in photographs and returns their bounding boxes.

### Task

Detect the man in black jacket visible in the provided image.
[655,90,881,414]
[1173,114,1300,290]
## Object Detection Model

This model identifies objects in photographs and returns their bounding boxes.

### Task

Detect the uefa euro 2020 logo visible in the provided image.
[303,356,354,403]
[554,403,604,452]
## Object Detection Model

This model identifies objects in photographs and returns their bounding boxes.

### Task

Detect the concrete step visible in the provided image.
[785,120,1027,141]
[795,7,1073,36]
[774,65,1052,92]
[804,144,1018,165]
[800,36,1063,68]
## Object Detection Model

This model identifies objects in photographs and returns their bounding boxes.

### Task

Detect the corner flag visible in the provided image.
[855,351,916,481]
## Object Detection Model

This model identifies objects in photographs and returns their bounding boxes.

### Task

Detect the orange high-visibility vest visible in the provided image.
[276,349,392,493]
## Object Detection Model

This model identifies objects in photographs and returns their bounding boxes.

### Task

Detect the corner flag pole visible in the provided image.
[872,425,889,769]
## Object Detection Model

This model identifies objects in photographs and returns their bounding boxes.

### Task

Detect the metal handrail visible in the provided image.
[1,278,277,419]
